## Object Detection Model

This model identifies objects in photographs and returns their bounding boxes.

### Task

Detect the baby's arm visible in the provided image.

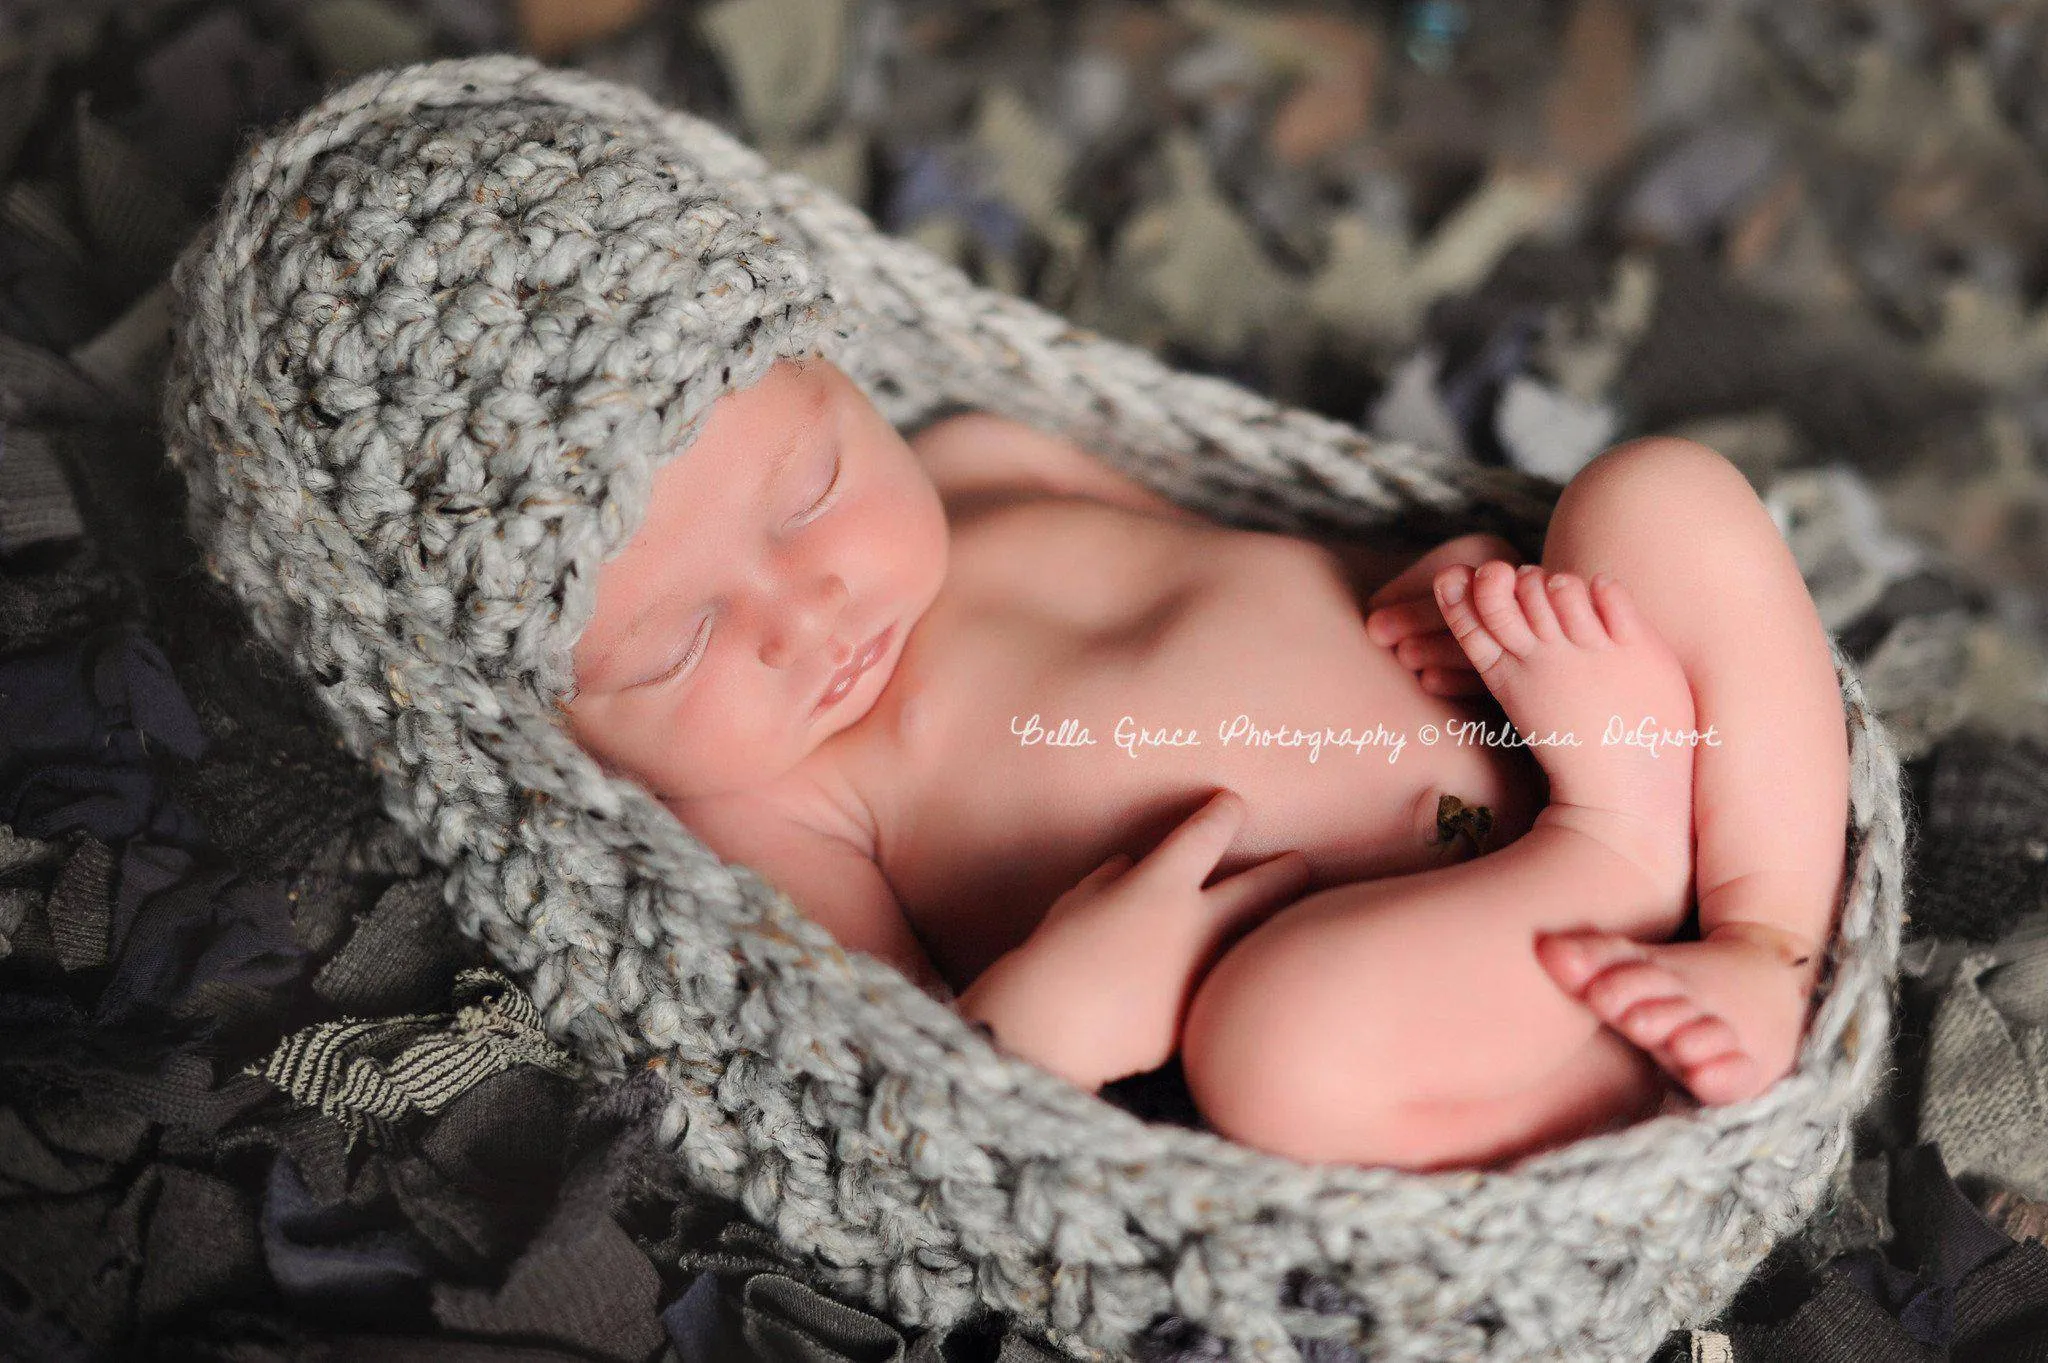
[690,798,1255,1087]
[686,790,1311,1090]
[958,793,1313,1091]
[682,791,1205,1082]
[679,800,953,1002]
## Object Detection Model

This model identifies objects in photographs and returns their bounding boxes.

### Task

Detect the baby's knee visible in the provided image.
[1180,913,1462,1160]
[1181,926,1358,1154]
[1560,436,1754,517]
[1548,436,1777,566]
[1181,952,1497,1167]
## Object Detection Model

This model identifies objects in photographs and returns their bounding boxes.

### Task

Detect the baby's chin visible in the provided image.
[642,695,894,807]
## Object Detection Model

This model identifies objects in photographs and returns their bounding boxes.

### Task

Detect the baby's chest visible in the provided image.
[873,503,1488,990]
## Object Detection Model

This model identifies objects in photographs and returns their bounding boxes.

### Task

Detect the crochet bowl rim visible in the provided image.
[169,46,1907,1234]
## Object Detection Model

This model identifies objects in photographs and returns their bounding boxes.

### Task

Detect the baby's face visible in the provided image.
[563,356,948,802]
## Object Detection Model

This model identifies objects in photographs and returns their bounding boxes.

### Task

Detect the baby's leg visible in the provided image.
[1527,437,1851,1104]
[1181,562,1700,1168]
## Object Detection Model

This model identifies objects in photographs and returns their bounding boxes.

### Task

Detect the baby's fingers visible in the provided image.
[1394,632,1471,673]
[1041,851,1138,930]
[1129,790,1250,900]
[1088,851,1135,882]
[1364,598,1443,647]
[1420,667,1490,698]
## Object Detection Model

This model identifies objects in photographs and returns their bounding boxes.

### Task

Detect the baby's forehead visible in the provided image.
[665,362,835,481]
[586,356,850,577]
[612,421,793,550]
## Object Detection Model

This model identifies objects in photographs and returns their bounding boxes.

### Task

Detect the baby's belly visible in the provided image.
[875,532,1546,993]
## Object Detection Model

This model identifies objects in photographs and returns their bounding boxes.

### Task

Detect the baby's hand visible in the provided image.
[955,791,1313,1090]
[1364,533,1525,698]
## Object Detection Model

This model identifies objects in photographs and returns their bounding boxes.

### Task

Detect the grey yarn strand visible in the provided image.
[160,53,1906,1363]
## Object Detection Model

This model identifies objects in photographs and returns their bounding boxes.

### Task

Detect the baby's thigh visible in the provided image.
[1540,438,1850,930]
[1179,870,1613,1162]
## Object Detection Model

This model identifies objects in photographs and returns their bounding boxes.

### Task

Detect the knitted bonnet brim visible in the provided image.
[161,53,1908,1363]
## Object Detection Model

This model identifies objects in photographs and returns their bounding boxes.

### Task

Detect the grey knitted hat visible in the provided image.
[161,54,1907,1363]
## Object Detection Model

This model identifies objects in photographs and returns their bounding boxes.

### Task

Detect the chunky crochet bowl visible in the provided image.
[160,54,1907,1363]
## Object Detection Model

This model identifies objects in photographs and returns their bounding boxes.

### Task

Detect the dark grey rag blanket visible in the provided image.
[0,9,2043,1362]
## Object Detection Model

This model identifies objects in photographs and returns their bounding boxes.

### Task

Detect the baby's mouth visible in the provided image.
[813,622,894,714]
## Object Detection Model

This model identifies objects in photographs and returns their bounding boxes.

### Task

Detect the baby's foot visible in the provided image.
[1534,922,1822,1105]
[1434,562,1696,910]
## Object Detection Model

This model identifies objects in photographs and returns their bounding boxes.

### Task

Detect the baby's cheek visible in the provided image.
[674,686,811,793]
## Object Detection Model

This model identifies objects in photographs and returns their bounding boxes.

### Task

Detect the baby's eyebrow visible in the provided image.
[745,380,828,499]
[761,424,804,489]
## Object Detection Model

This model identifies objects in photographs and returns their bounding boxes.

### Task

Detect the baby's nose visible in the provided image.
[759,572,851,669]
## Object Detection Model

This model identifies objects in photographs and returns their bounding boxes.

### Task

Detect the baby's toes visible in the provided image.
[1663,1012,1742,1071]
[1471,560,1539,657]
[1658,1013,1769,1106]
[1543,572,1609,648]
[1534,929,1645,996]
[1514,565,1564,641]
[1580,957,1687,1025]
[1611,994,1702,1052]
[1682,1049,1765,1106]
[1539,930,1702,1041]
[1589,572,1647,645]
[1434,565,1506,673]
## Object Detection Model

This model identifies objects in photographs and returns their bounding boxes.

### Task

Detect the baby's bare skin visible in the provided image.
[562,357,1848,1171]
[815,492,1544,992]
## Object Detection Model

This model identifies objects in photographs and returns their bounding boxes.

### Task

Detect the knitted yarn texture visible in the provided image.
[160,54,1907,1363]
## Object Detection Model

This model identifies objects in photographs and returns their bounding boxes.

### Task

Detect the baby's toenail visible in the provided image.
[1546,576,1569,591]
[1437,575,1466,604]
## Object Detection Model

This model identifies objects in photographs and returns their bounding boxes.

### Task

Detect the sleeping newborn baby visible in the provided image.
[560,351,1850,1172]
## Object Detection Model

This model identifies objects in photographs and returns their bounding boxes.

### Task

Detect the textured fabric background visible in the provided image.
[11,4,2048,1360]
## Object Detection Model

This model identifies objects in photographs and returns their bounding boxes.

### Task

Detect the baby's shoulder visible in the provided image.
[910,409,1204,526]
